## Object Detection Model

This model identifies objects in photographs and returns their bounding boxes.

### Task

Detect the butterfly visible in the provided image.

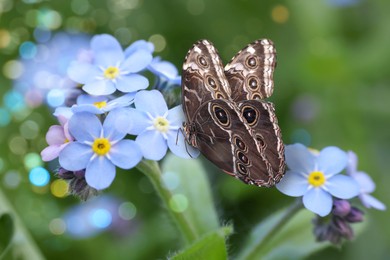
[181,39,285,187]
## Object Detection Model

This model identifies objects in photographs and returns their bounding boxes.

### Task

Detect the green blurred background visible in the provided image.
[0,0,389,259]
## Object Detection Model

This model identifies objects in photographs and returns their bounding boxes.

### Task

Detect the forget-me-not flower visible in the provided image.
[68,34,153,96]
[59,108,142,190]
[346,151,386,210]
[72,93,135,114]
[127,90,199,160]
[148,57,181,87]
[276,143,360,216]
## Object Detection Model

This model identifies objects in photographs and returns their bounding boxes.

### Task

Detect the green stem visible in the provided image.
[240,199,303,260]
[136,160,198,244]
[0,188,45,260]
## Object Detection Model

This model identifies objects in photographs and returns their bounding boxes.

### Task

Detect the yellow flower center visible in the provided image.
[153,117,169,133]
[94,101,107,109]
[92,138,111,156]
[308,171,326,187]
[104,66,120,79]
[64,138,69,144]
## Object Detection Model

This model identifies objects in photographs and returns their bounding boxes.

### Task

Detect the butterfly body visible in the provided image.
[182,39,285,187]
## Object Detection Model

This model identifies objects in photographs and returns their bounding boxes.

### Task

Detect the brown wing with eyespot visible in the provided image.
[224,39,276,102]
[181,39,231,123]
[192,99,283,187]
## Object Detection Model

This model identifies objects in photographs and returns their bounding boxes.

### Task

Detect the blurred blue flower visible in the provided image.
[127,90,199,160]
[13,32,90,107]
[148,57,181,87]
[72,93,135,114]
[276,143,360,216]
[59,108,142,190]
[68,34,153,96]
[124,39,154,58]
[346,151,386,210]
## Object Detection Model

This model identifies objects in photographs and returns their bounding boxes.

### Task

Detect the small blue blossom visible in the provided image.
[127,90,199,160]
[276,143,360,216]
[59,108,142,190]
[68,34,153,96]
[124,39,154,58]
[72,93,135,114]
[148,57,181,87]
[346,151,386,210]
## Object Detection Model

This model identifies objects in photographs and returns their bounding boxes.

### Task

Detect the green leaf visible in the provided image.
[161,153,220,237]
[0,213,14,256]
[171,226,233,260]
[237,208,330,260]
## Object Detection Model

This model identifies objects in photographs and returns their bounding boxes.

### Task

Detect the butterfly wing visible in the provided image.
[182,39,232,123]
[224,39,276,102]
[192,99,284,187]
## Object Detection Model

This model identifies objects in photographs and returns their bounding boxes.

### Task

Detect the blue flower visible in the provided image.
[59,108,142,190]
[276,143,359,216]
[68,34,153,96]
[72,93,135,114]
[148,57,181,87]
[346,151,386,210]
[127,90,199,160]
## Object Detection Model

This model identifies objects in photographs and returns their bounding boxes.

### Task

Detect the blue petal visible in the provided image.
[67,62,97,83]
[302,188,333,217]
[317,146,348,177]
[167,130,200,159]
[360,194,386,210]
[105,92,135,110]
[122,50,153,73]
[126,108,150,135]
[346,151,358,175]
[82,79,116,96]
[134,90,168,117]
[69,112,102,142]
[85,156,116,190]
[91,34,124,65]
[59,142,92,171]
[76,94,106,105]
[148,59,179,79]
[124,40,154,58]
[285,143,315,173]
[166,105,185,128]
[136,130,167,160]
[109,140,142,169]
[115,74,149,93]
[326,174,359,199]
[72,104,103,114]
[276,170,308,196]
[352,171,375,193]
[103,108,130,142]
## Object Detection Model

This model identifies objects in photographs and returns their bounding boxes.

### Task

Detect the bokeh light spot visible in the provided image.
[0,108,11,127]
[0,29,11,48]
[290,128,311,146]
[162,171,180,191]
[271,5,289,24]
[118,202,137,220]
[71,0,90,15]
[3,170,21,189]
[51,179,69,198]
[33,28,52,43]
[20,120,40,139]
[19,41,37,59]
[148,34,166,52]
[24,153,43,170]
[29,166,50,186]
[47,89,65,107]
[4,90,25,112]
[9,136,28,155]
[90,209,112,229]
[49,218,66,235]
[38,9,62,29]
[3,60,24,80]
[169,194,188,213]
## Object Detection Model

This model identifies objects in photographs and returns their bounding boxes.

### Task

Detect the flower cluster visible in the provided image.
[276,143,385,244]
[40,34,197,195]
